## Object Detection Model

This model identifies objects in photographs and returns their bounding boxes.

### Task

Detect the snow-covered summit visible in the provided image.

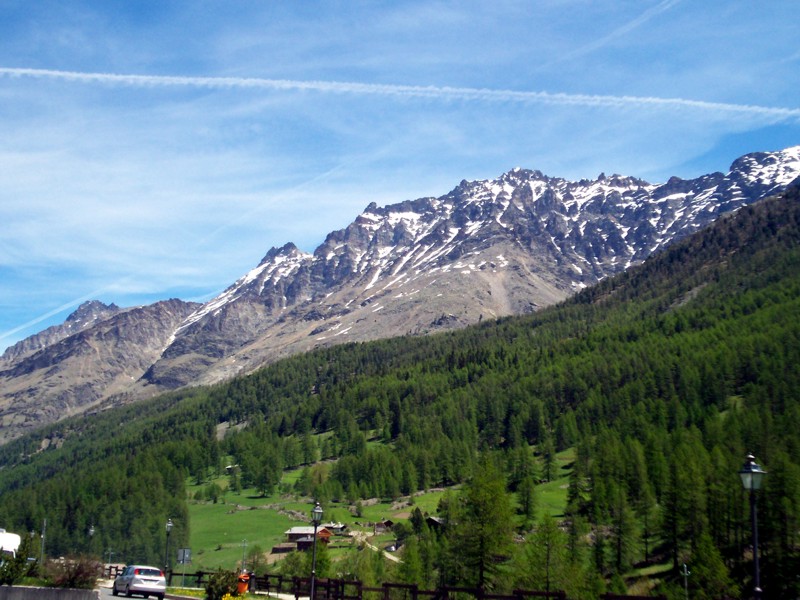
[4,145,800,440]
[145,145,800,388]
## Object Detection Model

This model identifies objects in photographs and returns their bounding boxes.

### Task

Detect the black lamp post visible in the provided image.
[88,524,95,555]
[309,502,323,600]
[739,453,766,600]
[164,518,173,578]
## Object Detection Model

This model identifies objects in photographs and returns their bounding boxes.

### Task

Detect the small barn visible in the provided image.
[284,526,331,551]
[426,516,445,531]
[373,519,394,534]
[322,522,348,534]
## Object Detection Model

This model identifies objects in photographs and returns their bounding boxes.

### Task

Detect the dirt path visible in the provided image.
[350,531,401,563]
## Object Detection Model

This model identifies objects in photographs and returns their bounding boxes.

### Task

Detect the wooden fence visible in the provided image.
[272,578,570,600]
[245,575,662,600]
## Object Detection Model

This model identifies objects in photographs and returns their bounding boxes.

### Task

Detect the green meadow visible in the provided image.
[185,448,573,574]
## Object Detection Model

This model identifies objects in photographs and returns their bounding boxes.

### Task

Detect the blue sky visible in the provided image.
[1,1,799,352]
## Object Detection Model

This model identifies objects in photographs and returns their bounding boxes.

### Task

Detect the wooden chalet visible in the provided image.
[373,519,394,533]
[284,526,332,551]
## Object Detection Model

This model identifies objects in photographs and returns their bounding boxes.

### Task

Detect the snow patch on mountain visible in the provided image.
[140,145,800,390]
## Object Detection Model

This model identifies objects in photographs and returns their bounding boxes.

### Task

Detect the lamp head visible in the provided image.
[739,453,767,491]
[166,518,173,533]
[312,502,323,525]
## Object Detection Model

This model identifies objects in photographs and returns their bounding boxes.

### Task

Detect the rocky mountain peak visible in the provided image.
[66,300,120,325]
[2,145,800,444]
[1,300,123,365]
[136,146,800,391]
[0,298,200,444]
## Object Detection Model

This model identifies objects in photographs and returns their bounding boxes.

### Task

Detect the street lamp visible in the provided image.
[739,453,766,600]
[309,502,323,600]
[164,519,173,578]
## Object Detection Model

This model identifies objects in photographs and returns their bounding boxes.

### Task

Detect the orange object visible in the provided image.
[237,573,250,595]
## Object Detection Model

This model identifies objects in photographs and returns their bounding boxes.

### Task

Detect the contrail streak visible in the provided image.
[2,66,799,122]
[552,0,682,65]
[0,284,122,344]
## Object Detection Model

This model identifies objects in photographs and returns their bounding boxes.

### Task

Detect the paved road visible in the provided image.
[97,582,115,600]
[97,576,300,600]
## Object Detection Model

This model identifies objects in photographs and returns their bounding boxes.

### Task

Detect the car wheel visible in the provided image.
[125,586,132,598]
[156,595,164,600]
[112,586,119,597]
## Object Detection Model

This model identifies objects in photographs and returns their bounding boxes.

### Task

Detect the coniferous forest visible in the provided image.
[0,186,799,598]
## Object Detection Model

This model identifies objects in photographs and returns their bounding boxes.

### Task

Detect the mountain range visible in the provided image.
[1,145,798,444]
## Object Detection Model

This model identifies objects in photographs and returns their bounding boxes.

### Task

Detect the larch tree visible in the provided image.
[448,458,515,590]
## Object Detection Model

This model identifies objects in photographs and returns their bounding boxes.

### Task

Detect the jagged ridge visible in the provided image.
[144,146,800,389]
[1,145,798,444]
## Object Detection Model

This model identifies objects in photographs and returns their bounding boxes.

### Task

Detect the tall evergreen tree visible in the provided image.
[447,458,515,591]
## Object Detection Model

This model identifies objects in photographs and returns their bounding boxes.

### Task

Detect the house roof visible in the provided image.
[285,526,316,535]
[285,526,332,536]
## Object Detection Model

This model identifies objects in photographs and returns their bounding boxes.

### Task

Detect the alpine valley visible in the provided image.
[1,146,799,444]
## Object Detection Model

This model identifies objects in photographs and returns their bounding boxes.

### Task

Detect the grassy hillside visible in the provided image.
[182,446,575,574]
[0,186,798,597]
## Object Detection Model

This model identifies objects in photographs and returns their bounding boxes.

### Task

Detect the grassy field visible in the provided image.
[179,448,674,597]
[186,500,295,571]
[535,447,573,519]
[185,449,574,573]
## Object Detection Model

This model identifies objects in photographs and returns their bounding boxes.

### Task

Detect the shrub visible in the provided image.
[45,555,102,589]
[205,569,238,600]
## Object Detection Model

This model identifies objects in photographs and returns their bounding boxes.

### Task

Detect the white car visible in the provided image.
[112,565,166,600]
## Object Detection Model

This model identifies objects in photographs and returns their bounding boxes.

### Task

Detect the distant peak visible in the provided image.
[66,300,119,323]
[730,145,800,170]
[500,167,546,181]
[260,242,302,264]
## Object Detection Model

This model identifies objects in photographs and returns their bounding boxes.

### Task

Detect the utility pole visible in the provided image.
[681,563,690,600]
[39,519,46,566]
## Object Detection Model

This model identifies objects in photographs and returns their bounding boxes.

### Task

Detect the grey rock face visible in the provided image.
[140,146,800,390]
[1,146,798,443]
[0,299,200,444]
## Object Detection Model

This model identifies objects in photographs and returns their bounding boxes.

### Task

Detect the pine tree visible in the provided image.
[447,458,515,590]
[518,475,537,529]
[609,484,638,572]
[689,531,739,600]
[541,433,556,483]
[397,536,425,586]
